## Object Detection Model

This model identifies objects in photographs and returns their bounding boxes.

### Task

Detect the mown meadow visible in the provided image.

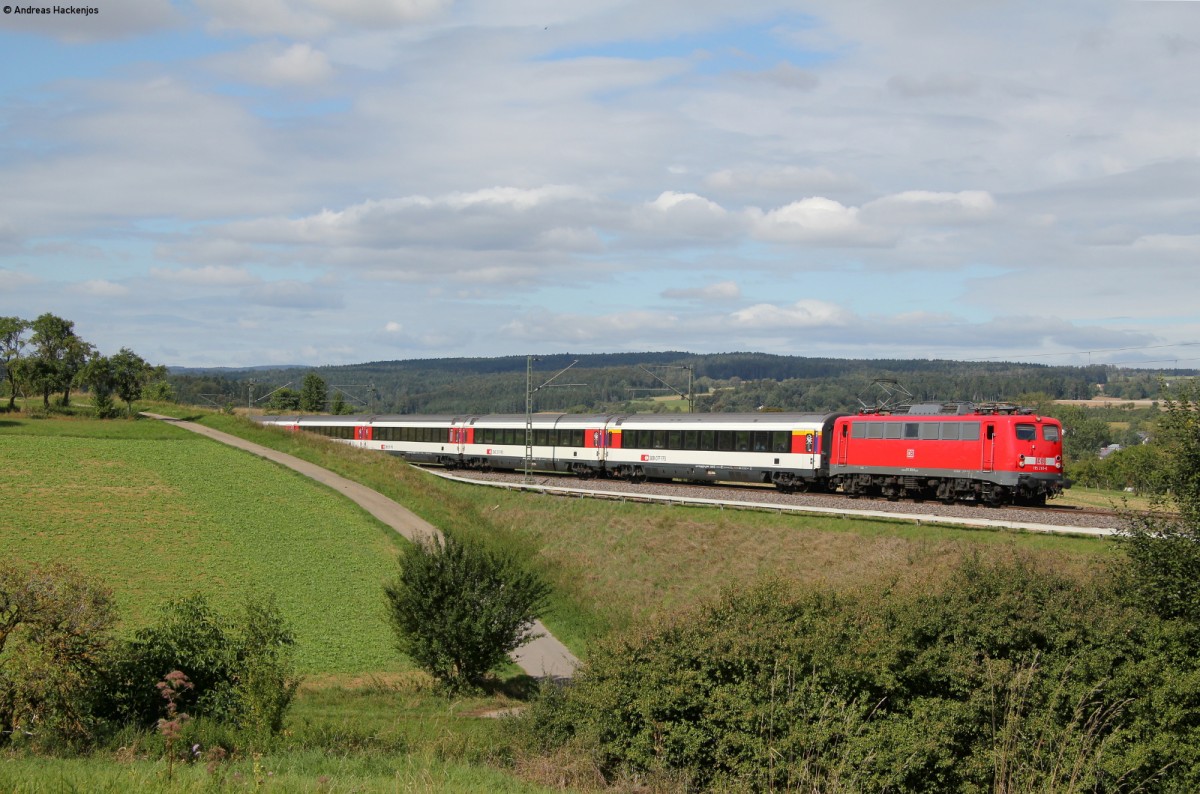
[1,406,1132,791]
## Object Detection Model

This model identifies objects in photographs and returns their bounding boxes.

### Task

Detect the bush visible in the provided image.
[384,534,550,692]
[0,561,118,751]
[519,558,1200,791]
[100,593,300,742]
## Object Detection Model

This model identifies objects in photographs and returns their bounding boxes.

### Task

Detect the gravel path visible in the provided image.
[142,414,580,681]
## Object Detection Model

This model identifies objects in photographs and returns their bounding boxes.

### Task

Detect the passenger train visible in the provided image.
[258,403,1066,505]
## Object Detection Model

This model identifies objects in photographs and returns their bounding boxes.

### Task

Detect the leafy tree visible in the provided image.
[1120,379,1200,622]
[27,313,81,408]
[330,391,348,415]
[143,379,175,402]
[1051,404,1112,462]
[110,347,159,416]
[299,372,328,413]
[384,534,550,692]
[0,316,29,410]
[0,560,118,749]
[81,354,121,418]
[266,387,301,412]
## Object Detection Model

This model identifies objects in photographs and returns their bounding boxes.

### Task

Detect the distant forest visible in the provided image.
[167,352,1192,416]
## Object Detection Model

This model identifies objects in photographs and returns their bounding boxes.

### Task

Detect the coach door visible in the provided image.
[982,423,995,472]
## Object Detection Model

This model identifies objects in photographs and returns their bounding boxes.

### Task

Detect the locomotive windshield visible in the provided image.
[1043,425,1060,442]
[1015,423,1037,441]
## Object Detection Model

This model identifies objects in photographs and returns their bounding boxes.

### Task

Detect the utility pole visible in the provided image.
[525,357,585,482]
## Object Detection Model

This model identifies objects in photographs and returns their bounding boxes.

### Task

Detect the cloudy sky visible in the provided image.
[2,1,1198,369]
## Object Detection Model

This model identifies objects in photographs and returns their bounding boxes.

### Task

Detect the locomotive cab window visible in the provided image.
[1015,424,1037,441]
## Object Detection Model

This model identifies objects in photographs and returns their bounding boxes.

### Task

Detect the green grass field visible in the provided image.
[1,406,1130,791]
[0,416,407,675]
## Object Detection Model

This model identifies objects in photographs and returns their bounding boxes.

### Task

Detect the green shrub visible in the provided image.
[384,534,550,692]
[520,558,1200,792]
[101,593,299,741]
[0,561,118,751]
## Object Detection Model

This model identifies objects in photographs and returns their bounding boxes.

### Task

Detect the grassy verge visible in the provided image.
[160,405,1120,652]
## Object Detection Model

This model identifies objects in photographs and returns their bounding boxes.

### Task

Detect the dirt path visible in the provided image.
[143,414,580,681]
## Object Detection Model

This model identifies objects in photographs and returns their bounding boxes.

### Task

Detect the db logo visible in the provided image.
[640,454,650,461]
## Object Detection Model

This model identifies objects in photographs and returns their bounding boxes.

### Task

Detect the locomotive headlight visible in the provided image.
[1055,455,1062,470]
[1018,455,1026,468]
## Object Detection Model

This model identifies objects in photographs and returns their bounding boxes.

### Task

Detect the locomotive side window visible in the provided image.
[885,423,902,440]
[851,422,866,439]
[1015,424,1037,441]
[904,423,920,440]
[941,423,961,440]
[920,423,940,440]
[1043,425,1060,442]
[962,422,980,441]
[866,423,884,440]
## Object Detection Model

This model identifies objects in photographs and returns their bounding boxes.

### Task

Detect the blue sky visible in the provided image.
[2,0,1199,369]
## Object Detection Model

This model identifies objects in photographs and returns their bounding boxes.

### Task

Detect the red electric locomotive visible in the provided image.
[828,403,1064,505]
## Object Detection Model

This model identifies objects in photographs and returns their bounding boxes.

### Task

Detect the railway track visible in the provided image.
[421,467,1129,536]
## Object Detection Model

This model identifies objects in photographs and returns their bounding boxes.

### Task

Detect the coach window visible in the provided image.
[651,430,665,449]
[716,431,732,451]
[683,430,699,450]
[941,423,961,441]
[1043,425,1060,442]
[700,430,716,451]
[668,430,682,450]
[735,431,750,452]
[772,432,790,453]
[904,423,920,440]
[1016,424,1037,441]
[920,422,940,440]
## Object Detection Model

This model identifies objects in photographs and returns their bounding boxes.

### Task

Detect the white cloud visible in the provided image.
[196,0,450,37]
[209,43,335,87]
[861,190,997,225]
[151,265,258,287]
[662,281,741,302]
[384,321,402,332]
[0,269,41,289]
[729,300,852,329]
[750,198,894,246]
[70,280,130,298]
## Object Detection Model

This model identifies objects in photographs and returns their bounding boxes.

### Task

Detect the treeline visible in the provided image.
[169,351,1194,416]
[1,314,168,417]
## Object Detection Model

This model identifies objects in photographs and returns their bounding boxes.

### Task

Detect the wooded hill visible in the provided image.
[168,352,1193,415]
